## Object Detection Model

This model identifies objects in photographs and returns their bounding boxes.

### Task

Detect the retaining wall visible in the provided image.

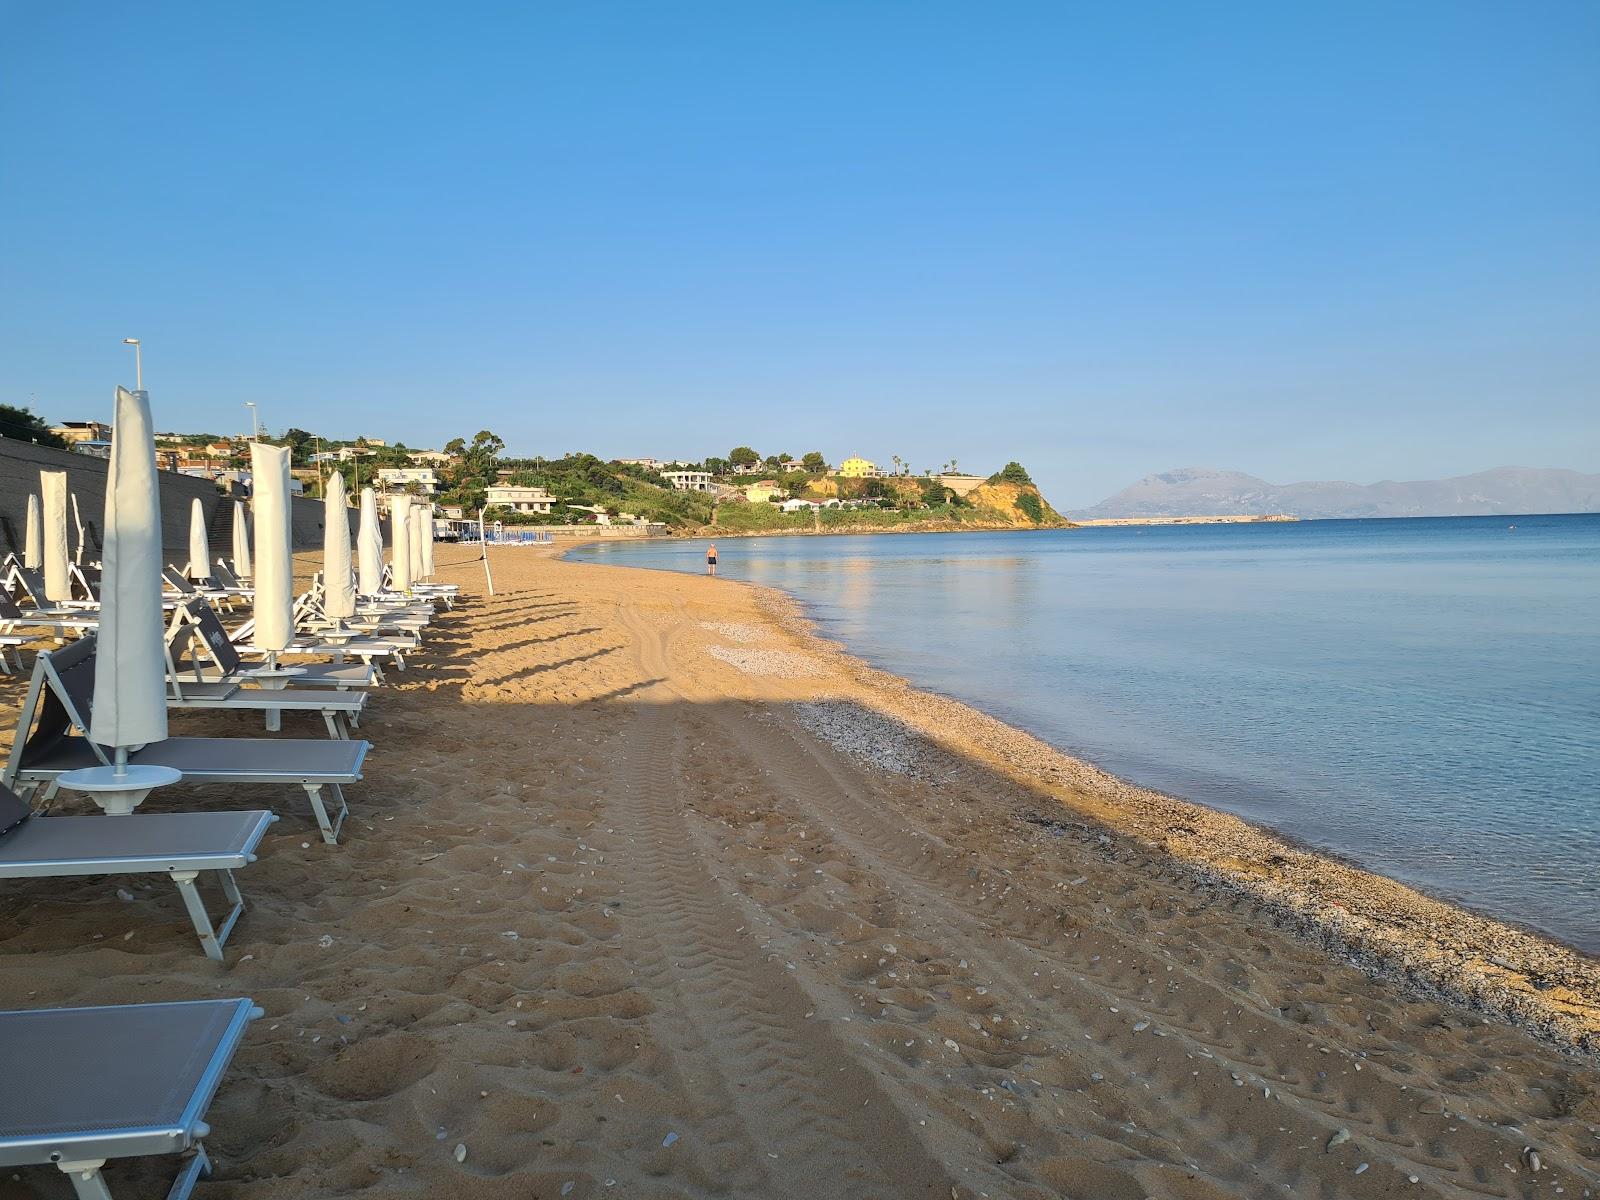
[1,437,361,564]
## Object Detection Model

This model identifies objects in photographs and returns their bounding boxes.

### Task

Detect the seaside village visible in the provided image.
[25,416,1009,539]
[0,392,1594,1200]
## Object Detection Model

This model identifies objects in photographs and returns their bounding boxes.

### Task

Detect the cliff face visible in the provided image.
[965,481,1067,527]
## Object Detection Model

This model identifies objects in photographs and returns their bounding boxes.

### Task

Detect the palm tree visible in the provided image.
[891,455,902,476]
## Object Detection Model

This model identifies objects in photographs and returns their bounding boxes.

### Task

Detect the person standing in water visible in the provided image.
[706,543,718,576]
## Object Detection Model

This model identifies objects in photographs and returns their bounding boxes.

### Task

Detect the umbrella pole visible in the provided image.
[478,507,494,597]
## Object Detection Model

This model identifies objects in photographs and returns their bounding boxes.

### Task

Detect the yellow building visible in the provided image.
[744,480,786,503]
[837,456,879,478]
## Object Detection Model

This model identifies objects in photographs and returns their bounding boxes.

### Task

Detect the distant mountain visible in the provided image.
[1073,467,1600,520]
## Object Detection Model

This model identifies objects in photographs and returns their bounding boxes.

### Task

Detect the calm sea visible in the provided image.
[573,516,1600,951]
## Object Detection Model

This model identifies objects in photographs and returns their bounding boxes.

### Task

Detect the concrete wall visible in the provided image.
[1,436,361,565]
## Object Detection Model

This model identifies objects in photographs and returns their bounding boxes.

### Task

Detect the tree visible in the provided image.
[801,451,826,473]
[1015,492,1044,523]
[992,461,1033,485]
[921,479,951,508]
[282,428,315,464]
[763,454,781,470]
[0,404,68,448]
[704,456,730,476]
[729,446,760,469]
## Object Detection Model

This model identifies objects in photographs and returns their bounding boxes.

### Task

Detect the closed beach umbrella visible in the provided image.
[231,500,251,579]
[23,494,41,568]
[250,442,294,653]
[188,498,210,581]
[90,387,169,754]
[407,499,424,585]
[322,472,356,620]
[389,497,412,591]
[420,503,435,580]
[357,487,382,597]
[40,470,70,602]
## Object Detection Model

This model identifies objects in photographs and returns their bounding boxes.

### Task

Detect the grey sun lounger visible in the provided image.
[169,599,378,693]
[0,997,260,1199]
[0,784,274,960]
[165,613,368,737]
[4,639,370,845]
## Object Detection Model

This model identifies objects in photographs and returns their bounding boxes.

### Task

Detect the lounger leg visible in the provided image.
[168,1143,213,1200]
[302,783,347,844]
[170,871,225,961]
[322,710,346,740]
[41,778,61,803]
[264,707,282,732]
[56,1159,114,1200]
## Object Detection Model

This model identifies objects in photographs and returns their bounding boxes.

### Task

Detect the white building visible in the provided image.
[376,467,439,495]
[485,484,555,514]
[780,498,819,513]
[662,469,713,492]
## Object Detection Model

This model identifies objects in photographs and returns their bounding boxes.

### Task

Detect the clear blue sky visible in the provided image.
[2,2,1595,507]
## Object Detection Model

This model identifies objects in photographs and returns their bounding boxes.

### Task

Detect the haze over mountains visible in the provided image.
[1073,467,1600,520]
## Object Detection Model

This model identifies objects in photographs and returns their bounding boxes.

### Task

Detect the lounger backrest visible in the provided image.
[15,637,103,769]
[163,566,197,595]
[213,562,241,589]
[73,564,102,602]
[12,566,47,604]
[188,601,244,674]
[0,782,30,836]
[0,591,23,621]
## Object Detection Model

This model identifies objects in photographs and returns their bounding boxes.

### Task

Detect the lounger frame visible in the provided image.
[0,997,260,1199]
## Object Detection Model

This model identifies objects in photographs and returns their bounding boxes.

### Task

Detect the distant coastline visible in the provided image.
[1072,513,1297,527]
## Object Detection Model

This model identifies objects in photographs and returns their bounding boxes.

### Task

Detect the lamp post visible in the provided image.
[244,401,260,440]
[121,338,141,390]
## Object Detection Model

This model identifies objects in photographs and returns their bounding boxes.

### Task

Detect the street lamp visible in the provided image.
[121,338,141,390]
[244,401,260,440]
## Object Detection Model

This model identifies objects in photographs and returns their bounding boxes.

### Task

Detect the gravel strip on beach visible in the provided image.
[705,644,823,677]
[698,621,767,643]
[788,701,931,778]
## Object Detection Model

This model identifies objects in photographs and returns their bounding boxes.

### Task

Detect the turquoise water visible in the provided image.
[573,516,1600,951]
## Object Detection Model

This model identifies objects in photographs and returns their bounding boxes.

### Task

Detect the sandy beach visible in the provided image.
[2,544,1596,1200]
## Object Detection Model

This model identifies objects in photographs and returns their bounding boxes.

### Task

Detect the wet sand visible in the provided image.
[0,545,1596,1199]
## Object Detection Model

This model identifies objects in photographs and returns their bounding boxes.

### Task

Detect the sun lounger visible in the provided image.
[167,600,379,690]
[0,590,99,642]
[4,639,369,844]
[164,611,368,737]
[0,997,259,1198]
[0,783,274,960]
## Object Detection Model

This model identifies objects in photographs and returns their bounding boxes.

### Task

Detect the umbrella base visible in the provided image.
[56,764,183,815]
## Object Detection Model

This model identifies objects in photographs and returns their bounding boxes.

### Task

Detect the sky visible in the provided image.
[1,2,1595,508]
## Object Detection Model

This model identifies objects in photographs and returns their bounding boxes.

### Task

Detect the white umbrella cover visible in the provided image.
[322,472,357,620]
[188,497,210,581]
[407,499,424,585]
[420,503,435,580]
[389,496,412,591]
[23,493,41,568]
[357,487,382,597]
[250,442,294,652]
[40,470,71,602]
[231,500,252,578]
[89,387,169,752]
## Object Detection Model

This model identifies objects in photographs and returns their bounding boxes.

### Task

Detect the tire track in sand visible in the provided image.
[603,599,954,1199]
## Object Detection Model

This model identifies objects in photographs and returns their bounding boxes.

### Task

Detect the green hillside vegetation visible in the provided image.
[174,423,1062,534]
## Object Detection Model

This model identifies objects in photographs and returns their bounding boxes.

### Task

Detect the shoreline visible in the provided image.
[563,541,1600,1055]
